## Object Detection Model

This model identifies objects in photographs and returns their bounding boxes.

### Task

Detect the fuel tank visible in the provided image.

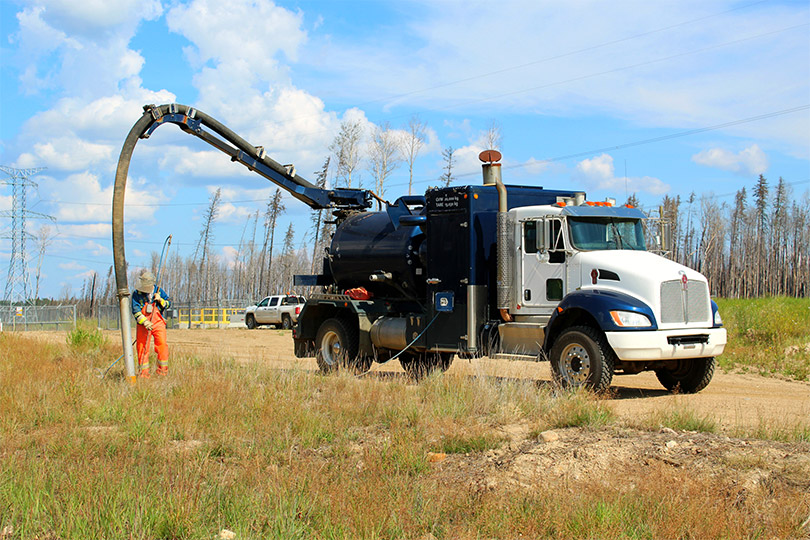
[329,211,426,298]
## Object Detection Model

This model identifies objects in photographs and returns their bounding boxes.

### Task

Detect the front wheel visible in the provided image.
[245,314,257,329]
[655,358,715,394]
[315,318,370,375]
[549,326,615,393]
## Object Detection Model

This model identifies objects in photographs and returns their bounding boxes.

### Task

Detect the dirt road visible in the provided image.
[30,327,810,431]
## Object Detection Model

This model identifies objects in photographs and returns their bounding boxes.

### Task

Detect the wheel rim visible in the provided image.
[320,330,341,366]
[559,343,591,384]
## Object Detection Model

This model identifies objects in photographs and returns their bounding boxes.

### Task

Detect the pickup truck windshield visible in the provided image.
[569,217,646,251]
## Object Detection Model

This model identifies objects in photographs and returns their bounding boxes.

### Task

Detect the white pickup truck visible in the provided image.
[245,295,306,329]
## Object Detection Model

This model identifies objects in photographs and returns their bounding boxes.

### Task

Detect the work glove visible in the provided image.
[136,313,154,330]
[154,291,168,309]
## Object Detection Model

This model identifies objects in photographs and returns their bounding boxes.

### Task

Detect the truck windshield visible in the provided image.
[568,217,646,251]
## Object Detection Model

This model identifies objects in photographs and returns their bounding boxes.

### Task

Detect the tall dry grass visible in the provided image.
[716,296,810,380]
[1,331,808,539]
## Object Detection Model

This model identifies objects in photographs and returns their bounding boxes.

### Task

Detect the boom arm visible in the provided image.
[138,103,372,210]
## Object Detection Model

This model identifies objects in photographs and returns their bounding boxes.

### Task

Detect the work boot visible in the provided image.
[139,368,151,379]
[156,366,168,376]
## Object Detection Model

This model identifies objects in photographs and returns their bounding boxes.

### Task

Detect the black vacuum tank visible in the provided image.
[328,211,426,299]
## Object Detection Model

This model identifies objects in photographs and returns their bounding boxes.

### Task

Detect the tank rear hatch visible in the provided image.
[329,211,426,299]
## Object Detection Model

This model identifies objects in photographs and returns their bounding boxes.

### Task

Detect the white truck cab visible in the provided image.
[504,198,726,392]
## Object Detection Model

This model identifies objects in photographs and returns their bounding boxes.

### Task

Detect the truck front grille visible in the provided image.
[660,280,709,324]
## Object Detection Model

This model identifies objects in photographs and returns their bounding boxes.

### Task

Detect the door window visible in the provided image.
[269,297,279,307]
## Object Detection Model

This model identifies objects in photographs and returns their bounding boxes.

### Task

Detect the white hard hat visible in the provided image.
[136,271,156,293]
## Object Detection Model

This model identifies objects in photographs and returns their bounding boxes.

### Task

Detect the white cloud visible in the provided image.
[81,240,111,257]
[576,154,670,195]
[11,1,162,96]
[40,172,161,223]
[38,0,162,37]
[691,144,768,175]
[16,137,114,171]
[167,0,305,77]
[218,202,255,224]
[58,261,86,271]
[57,223,112,238]
[301,1,809,156]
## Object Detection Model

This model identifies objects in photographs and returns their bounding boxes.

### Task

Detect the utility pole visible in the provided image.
[0,166,54,309]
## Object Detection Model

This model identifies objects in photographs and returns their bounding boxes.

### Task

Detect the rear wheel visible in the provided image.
[549,326,615,393]
[245,314,257,329]
[281,314,292,330]
[315,318,370,375]
[400,352,453,381]
[655,358,715,394]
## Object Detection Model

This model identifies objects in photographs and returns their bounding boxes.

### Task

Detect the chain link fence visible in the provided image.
[1,300,251,331]
[0,305,77,331]
[95,300,250,330]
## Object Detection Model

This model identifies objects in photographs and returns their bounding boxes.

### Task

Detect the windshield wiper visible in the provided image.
[609,221,624,249]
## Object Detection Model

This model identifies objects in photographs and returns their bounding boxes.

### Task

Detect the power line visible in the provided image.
[431,104,810,181]
[423,22,809,117]
[39,104,810,208]
[276,1,771,125]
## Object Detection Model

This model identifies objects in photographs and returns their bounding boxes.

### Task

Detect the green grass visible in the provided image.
[715,296,810,380]
[66,322,106,352]
[636,407,719,434]
[1,331,809,539]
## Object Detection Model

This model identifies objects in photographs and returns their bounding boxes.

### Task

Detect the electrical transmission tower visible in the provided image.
[1,166,54,304]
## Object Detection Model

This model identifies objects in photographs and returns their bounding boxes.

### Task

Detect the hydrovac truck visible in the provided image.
[113,104,726,392]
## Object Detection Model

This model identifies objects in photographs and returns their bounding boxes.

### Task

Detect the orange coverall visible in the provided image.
[132,288,170,375]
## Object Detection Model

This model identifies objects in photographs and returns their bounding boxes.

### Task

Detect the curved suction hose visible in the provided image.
[113,103,376,382]
[113,103,318,382]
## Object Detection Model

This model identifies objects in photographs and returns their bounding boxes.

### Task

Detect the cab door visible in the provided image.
[520,218,567,315]
[254,297,270,323]
[265,296,280,323]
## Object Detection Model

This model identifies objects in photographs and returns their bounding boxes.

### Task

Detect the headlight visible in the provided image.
[610,310,652,327]
[714,309,723,326]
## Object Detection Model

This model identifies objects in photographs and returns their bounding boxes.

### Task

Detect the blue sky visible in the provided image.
[1,0,808,299]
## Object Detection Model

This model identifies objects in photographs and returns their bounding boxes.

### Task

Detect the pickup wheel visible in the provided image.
[655,358,715,394]
[281,314,292,330]
[245,314,257,329]
[315,318,369,375]
[549,326,615,393]
[400,352,453,381]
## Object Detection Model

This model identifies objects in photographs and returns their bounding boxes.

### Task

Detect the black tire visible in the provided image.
[315,318,370,375]
[281,314,292,330]
[400,352,454,381]
[655,358,715,394]
[245,314,257,329]
[549,326,615,393]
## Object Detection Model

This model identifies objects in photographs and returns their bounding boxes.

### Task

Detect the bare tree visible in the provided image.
[400,115,427,195]
[34,224,54,303]
[439,146,456,187]
[368,121,402,198]
[194,188,221,302]
[279,223,296,293]
[483,120,502,151]
[330,119,364,188]
[310,157,330,274]
[258,189,285,295]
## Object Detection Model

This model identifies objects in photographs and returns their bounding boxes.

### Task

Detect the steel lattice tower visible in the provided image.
[0,166,51,303]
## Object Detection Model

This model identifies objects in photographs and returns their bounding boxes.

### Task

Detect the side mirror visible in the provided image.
[536,220,548,253]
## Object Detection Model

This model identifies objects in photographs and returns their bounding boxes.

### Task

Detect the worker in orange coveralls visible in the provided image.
[131,270,171,378]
